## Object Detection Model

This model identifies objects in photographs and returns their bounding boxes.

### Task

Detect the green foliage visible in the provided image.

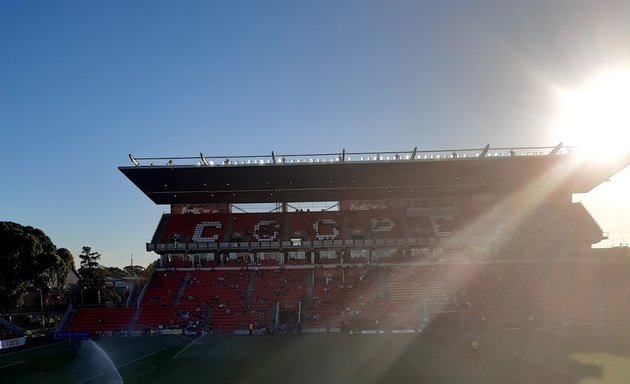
[123,265,145,277]
[102,287,122,304]
[0,221,66,311]
[103,266,128,278]
[136,260,157,290]
[50,248,73,290]
[78,247,105,305]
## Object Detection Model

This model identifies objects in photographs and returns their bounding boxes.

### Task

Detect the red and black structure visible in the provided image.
[119,145,630,265]
[67,144,630,336]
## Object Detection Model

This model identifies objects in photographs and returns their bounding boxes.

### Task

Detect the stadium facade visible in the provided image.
[120,145,629,260]
[68,145,630,335]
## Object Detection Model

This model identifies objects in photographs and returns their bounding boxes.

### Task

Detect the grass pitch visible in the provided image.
[2,327,630,383]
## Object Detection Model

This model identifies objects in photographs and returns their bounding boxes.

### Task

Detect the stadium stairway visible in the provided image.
[173,273,191,306]
[245,271,257,305]
[305,270,314,301]
[128,307,142,333]
[127,285,142,308]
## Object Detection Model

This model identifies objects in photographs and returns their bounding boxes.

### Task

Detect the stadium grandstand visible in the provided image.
[62,144,630,337]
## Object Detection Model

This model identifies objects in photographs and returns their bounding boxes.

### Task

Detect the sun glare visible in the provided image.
[556,67,630,157]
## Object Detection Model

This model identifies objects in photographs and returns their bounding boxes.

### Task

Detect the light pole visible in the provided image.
[39,288,45,330]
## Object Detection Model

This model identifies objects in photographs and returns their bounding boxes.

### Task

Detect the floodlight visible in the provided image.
[479,144,490,157]
[200,152,209,166]
[548,142,563,156]
[128,154,140,166]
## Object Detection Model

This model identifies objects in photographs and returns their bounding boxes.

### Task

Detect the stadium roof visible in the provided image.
[119,146,630,205]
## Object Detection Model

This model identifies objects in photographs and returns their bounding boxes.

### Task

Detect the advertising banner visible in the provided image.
[0,337,26,350]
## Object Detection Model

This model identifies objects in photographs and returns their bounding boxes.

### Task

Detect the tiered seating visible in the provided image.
[430,216,455,237]
[287,211,343,241]
[159,213,230,243]
[257,258,280,267]
[306,268,345,326]
[136,271,186,329]
[357,266,445,329]
[345,210,403,239]
[453,261,630,329]
[163,256,192,268]
[406,216,434,238]
[69,307,134,333]
[230,213,284,242]
[176,271,213,331]
[250,269,307,327]
[306,267,379,328]
[135,253,630,334]
[204,270,250,331]
[224,257,250,267]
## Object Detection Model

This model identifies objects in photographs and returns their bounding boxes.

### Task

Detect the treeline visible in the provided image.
[0,221,148,312]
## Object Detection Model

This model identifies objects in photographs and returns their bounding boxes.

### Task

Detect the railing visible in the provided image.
[127,145,575,167]
[136,265,157,310]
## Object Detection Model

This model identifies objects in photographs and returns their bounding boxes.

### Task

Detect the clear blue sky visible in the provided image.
[2,1,630,268]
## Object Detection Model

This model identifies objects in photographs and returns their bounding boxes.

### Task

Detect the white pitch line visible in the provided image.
[122,361,156,380]
[0,360,25,369]
[75,346,168,384]
[172,334,208,359]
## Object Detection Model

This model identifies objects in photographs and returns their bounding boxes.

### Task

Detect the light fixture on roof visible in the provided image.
[128,154,140,166]
[548,142,563,156]
[479,144,490,157]
[200,152,209,166]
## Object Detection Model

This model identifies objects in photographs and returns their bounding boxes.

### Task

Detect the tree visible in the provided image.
[135,261,157,291]
[123,265,145,277]
[103,266,128,278]
[78,246,105,304]
[0,221,64,311]
[50,248,74,305]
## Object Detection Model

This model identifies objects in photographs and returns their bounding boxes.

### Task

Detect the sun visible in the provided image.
[555,67,630,157]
